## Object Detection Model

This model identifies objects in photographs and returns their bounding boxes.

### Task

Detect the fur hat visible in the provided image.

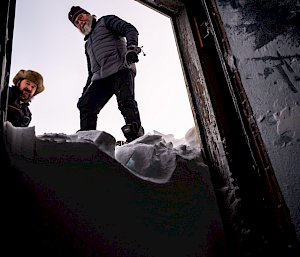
[68,6,90,26]
[13,69,45,95]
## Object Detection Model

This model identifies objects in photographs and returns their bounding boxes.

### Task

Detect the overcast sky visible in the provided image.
[10,0,195,141]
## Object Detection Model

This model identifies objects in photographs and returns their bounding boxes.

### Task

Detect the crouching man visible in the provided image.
[1,69,44,127]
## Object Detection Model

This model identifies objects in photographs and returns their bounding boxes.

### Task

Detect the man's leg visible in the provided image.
[77,79,113,131]
[115,69,144,142]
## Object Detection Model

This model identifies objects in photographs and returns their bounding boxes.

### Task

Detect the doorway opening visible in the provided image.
[9,0,196,142]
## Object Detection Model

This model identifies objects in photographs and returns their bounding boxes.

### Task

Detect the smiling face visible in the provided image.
[74,13,94,35]
[18,79,37,102]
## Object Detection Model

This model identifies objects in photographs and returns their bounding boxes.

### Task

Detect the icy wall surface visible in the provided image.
[216,0,300,239]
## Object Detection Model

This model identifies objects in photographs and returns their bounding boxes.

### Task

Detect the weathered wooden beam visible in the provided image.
[135,0,184,16]
[0,0,15,130]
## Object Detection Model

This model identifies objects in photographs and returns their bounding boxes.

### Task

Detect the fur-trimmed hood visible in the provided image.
[13,69,45,95]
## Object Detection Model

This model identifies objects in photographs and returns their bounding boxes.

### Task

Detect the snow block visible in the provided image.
[2,124,228,256]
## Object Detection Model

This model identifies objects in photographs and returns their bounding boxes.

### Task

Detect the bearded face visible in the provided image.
[74,13,95,36]
[81,15,94,35]
[18,79,37,102]
[19,88,33,102]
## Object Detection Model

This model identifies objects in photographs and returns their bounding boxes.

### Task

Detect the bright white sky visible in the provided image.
[10,0,195,141]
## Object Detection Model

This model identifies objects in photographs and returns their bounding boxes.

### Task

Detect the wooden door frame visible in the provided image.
[136,0,298,255]
[0,0,15,129]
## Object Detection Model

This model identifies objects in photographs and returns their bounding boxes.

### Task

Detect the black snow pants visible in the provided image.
[77,69,142,140]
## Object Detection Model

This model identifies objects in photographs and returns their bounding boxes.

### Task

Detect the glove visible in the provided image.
[124,45,141,67]
[126,51,139,64]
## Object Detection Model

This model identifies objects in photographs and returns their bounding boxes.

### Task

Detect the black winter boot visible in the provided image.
[121,122,144,143]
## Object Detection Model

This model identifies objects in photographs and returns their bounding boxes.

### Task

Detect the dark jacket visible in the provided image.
[84,15,139,88]
[1,86,32,127]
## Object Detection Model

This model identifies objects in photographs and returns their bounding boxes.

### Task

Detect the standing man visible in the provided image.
[68,6,144,143]
[1,69,44,127]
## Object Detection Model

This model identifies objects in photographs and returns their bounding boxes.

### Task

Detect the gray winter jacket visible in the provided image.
[84,15,138,85]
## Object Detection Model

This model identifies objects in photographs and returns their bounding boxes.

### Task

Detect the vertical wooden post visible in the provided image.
[0,0,16,116]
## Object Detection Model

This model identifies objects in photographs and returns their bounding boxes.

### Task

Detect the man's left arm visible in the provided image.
[103,15,139,47]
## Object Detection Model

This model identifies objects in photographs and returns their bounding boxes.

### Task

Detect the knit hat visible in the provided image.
[68,6,90,26]
[13,69,45,96]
